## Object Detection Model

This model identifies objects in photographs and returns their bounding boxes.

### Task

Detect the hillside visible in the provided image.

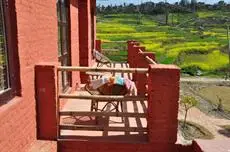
[96,11,230,76]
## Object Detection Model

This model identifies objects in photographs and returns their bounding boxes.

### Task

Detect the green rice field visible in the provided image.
[97,11,230,76]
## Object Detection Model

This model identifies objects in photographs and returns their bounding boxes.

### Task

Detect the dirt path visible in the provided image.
[178,107,230,140]
[179,78,230,140]
[181,77,230,84]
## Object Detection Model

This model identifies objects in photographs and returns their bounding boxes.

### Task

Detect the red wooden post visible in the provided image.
[127,40,139,68]
[137,51,156,95]
[147,64,180,145]
[96,40,102,52]
[79,0,93,83]
[35,63,58,140]
[134,46,146,95]
[136,48,156,95]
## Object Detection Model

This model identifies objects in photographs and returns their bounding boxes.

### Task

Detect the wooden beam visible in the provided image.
[57,66,148,74]
[59,111,146,118]
[145,56,157,65]
[60,125,147,132]
[102,49,120,52]
[138,49,157,65]
[102,41,126,43]
[58,94,148,101]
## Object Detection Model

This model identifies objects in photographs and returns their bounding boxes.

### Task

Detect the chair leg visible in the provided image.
[95,100,99,125]
[91,100,95,111]
[120,101,123,112]
[116,101,119,113]
[95,100,99,112]
[120,101,124,122]
[97,62,100,67]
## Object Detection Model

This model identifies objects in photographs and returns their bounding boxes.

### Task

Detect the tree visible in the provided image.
[216,95,223,112]
[191,0,197,12]
[218,0,226,6]
[180,0,189,7]
[165,0,169,25]
[181,96,198,128]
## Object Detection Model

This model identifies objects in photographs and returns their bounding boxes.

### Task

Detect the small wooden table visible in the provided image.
[85,83,126,113]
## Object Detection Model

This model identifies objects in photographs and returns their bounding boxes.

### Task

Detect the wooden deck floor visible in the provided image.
[59,63,148,142]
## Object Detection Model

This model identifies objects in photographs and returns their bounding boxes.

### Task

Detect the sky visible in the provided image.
[97,0,230,6]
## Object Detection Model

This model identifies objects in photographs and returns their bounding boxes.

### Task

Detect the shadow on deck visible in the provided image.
[59,63,148,143]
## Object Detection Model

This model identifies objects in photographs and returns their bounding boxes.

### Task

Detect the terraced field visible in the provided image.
[97,11,230,76]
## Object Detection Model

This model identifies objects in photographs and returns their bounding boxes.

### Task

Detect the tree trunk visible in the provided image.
[183,110,188,128]
[165,12,169,25]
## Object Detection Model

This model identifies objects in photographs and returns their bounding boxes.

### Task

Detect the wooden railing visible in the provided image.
[138,49,157,65]
[57,66,148,138]
[58,66,148,73]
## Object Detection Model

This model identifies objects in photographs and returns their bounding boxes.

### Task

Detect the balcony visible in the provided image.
[35,40,182,152]
[58,63,148,142]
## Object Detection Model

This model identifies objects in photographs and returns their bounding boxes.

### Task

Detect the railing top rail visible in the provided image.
[59,111,146,117]
[102,41,126,43]
[57,66,148,73]
[138,49,157,65]
[145,56,157,65]
[59,94,148,101]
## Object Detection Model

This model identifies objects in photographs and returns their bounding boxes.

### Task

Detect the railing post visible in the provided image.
[79,0,94,83]
[127,40,139,68]
[147,64,180,147]
[35,63,58,140]
[134,46,147,95]
[96,40,102,52]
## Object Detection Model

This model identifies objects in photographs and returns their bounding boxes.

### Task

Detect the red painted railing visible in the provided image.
[34,40,183,152]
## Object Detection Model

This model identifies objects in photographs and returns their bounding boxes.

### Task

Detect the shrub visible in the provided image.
[180,96,198,128]
[182,65,201,76]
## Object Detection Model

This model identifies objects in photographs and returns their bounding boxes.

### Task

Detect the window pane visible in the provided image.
[62,25,67,43]
[57,0,70,91]
[61,0,67,22]
[58,25,62,56]
[57,1,61,22]
[62,57,69,87]
[62,26,68,54]
[0,2,9,92]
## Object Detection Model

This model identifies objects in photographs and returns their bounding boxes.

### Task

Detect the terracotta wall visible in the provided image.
[0,0,58,151]
[70,0,81,87]
[0,0,83,151]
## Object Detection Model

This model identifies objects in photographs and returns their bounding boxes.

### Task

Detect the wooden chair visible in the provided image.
[93,49,113,67]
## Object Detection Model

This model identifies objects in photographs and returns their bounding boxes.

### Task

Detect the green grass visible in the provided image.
[180,50,228,71]
[199,86,230,112]
[97,11,230,75]
[179,120,214,140]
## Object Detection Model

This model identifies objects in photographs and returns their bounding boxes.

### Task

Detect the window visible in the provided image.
[57,0,71,91]
[0,0,20,103]
[0,1,9,93]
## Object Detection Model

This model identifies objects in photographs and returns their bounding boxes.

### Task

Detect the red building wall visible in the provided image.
[0,1,58,151]
[0,0,87,151]
[70,0,81,88]
[79,0,96,82]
